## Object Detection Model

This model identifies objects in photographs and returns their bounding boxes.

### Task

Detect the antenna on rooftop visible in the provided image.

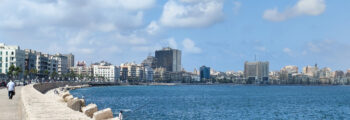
[254,54,257,61]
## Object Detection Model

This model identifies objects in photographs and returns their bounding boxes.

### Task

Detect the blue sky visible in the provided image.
[0,0,349,72]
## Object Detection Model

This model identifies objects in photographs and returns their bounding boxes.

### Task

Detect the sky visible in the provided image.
[0,0,350,72]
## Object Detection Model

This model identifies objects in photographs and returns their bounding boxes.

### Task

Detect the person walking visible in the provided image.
[118,110,123,120]
[6,80,15,99]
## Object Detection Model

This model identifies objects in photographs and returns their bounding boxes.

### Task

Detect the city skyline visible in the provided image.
[1,0,350,71]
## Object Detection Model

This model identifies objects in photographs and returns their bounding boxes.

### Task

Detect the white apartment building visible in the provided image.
[0,43,25,77]
[93,62,120,83]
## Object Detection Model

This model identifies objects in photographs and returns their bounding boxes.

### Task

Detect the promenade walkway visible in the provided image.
[0,87,23,120]
[21,84,91,120]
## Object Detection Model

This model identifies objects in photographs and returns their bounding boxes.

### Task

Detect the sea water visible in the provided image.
[71,85,350,120]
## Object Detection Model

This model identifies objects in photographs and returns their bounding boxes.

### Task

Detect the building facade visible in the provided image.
[200,66,210,81]
[155,47,181,72]
[244,61,269,84]
[0,43,25,78]
[53,53,68,75]
[92,61,120,83]
[64,53,75,67]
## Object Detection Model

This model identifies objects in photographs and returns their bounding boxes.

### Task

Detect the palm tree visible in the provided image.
[29,68,38,80]
[43,70,49,81]
[24,70,29,80]
[13,66,22,80]
[7,64,15,80]
[50,71,58,81]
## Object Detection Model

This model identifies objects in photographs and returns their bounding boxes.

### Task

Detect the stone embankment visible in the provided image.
[22,83,121,120]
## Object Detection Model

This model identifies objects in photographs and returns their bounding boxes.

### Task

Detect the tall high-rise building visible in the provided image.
[0,43,25,77]
[244,61,269,84]
[64,53,74,67]
[155,47,181,72]
[200,66,210,80]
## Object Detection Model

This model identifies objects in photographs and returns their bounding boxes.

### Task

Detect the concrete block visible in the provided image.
[67,98,83,112]
[80,99,86,107]
[64,95,74,102]
[93,108,114,120]
[60,92,70,99]
[82,104,98,118]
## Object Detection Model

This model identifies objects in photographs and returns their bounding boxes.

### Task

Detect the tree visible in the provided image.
[24,70,29,80]
[29,68,38,80]
[13,66,22,80]
[50,71,58,80]
[7,64,16,80]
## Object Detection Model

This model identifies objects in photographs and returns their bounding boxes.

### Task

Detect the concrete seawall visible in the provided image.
[22,83,121,120]
[33,82,86,94]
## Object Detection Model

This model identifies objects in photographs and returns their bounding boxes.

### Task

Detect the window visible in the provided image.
[0,51,2,55]
[6,51,8,55]
[6,57,8,62]
[11,52,14,55]
[6,63,8,67]
[0,69,2,73]
[0,64,1,67]
[0,57,2,62]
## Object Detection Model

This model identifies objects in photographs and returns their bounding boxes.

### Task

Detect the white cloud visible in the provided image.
[283,48,292,53]
[255,46,266,52]
[146,21,160,35]
[160,0,224,28]
[0,16,23,29]
[116,0,155,10]
[167,38,178,49]
[67,31,90,46]
[233,1,242,15]
[0,0,162,64]
[182,38,201,53]
[115,33,148,45]
[263,0,326,22]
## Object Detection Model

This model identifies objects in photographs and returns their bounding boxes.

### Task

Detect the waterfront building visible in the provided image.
[0,43,25,78]
[302,65,318,77]
[47,55,58,74]
[200,66,210,81]
[319,67,332,78]
[144,66,153,82]
[24,49,37,72]
[155,47,181,72]
[92,61,120,83]
[120,62,138,79]
[35,52,49,77]
[346,69,350,77]
[53,53,69,75]
[63,53,75,67]
[334,70,344,79]
[193,68,199,75]
[153,67,166,82]
[141,55,157,69]
[70,61,93,78]
[280,65,298,84]
[244,61,269,84]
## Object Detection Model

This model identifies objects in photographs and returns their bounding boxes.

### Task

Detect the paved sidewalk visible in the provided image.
[0,86,22,120]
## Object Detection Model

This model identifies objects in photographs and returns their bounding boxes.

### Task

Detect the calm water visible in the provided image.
[71,85,350,120]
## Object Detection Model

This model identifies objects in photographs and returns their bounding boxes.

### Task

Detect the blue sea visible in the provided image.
[70,85,350,120]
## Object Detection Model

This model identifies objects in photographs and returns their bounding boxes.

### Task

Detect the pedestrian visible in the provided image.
[118,110,123,120]
[6,80,15,99]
